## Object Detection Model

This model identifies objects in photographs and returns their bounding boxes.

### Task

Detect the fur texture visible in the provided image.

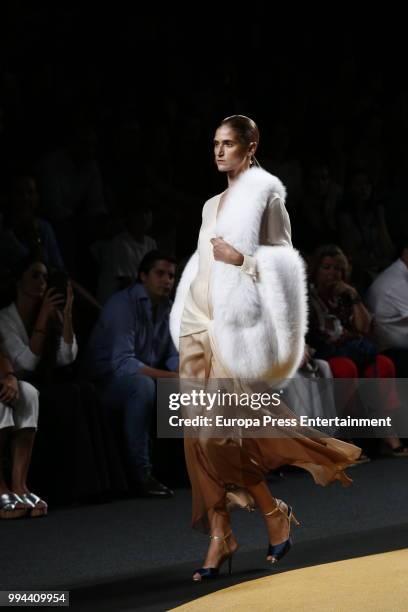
[171,168,307,382]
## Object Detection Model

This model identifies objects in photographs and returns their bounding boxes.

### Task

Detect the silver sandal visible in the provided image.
[0,493,28,519]
[15,492,48,518]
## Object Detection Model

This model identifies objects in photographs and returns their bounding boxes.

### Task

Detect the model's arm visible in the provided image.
[261,195,292,247]
[211,195,292,277]
[242,194,292,277]
[211,238,244,265]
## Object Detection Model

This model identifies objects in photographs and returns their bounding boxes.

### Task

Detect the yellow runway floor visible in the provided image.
[174,548,408,612]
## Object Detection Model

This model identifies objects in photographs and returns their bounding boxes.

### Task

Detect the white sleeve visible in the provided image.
[261,195,292,247]
[56,335,78,367]
[239,194,292,279]
[0,320,40,372]
[239,254,258,279]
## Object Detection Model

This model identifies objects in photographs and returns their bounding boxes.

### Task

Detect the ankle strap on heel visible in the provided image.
[264,498,284,517]
[264,507,280,518]
[265,502,301,527]
[210,530,232,541]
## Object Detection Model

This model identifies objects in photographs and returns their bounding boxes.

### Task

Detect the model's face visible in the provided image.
[213,125,253,174]
[316,256,344,290]
[141,260,176,302]
[18,262,48,300]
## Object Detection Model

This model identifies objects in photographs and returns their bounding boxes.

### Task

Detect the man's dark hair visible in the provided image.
[138,250,177,279]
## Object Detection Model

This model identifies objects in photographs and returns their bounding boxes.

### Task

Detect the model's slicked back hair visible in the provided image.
[219,115,259,147]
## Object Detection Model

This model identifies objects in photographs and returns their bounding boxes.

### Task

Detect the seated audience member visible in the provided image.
[288,346,369,465]
[366,241,408,376]
[290,345,338,419]
[0,257,77,383]
[82,251,178,497]
[0,257,119,503]
[95,200,157,303]
[308,244,408,457]
[0,257,77,511]
[0,174,101,313]
[0,351,44,518]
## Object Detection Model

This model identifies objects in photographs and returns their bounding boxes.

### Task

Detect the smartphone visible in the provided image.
[48,270,68,309]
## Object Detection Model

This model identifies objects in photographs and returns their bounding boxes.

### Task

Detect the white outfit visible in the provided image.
[0,381,39,430]
[171,167,308,382]
[95,232,157,303]
[365,258,408,350]
[0,303,78,378]
[179,190,292,337]
[175,169,359,532]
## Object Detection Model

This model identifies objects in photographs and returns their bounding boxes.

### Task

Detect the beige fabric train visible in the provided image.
[180,330,360,534]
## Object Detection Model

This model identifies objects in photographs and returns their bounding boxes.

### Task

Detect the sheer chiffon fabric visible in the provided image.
[180,330,361,533]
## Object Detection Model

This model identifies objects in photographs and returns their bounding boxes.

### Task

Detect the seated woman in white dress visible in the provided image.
[0,257,77,515]
[0,351,41,518]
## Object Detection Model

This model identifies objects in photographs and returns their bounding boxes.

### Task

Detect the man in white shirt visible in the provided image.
[366,243,408,375]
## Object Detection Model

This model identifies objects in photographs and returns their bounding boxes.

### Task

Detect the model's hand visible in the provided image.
[0,374,19,405]
[210,238,244,266]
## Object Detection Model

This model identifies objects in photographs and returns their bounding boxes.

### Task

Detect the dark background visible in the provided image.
[2,7,407,259]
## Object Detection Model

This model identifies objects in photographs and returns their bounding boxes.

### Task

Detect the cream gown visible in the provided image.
[179,192,361,533]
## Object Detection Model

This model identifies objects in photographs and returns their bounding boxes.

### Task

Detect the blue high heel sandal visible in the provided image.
[192,531,235,582]
[265,499,300,564]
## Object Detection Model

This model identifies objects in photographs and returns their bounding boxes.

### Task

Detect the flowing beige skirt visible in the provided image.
[180,329,361,533]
